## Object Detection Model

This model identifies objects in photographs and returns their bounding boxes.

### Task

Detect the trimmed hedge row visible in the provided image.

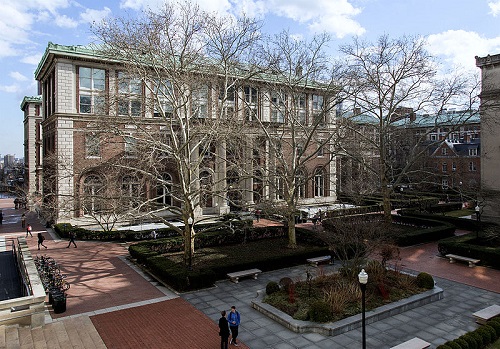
[437,316,500,349]
[438,234,500,269]
[129,226,330,292]
[398,210,487,231]
[391,215,456,246]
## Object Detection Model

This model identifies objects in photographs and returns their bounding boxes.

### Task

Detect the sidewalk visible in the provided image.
[1,198,500,348]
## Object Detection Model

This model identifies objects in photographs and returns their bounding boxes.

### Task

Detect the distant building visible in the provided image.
[21,96,43,203]
[476,53,500,222]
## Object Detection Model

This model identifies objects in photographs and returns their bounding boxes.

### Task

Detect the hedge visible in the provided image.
[437,317,500,348]
[438,234,500,269]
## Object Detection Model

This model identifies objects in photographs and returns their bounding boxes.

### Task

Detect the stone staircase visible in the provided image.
[0,315,106,349]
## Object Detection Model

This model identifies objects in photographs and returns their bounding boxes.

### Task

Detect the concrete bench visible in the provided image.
[227,268,262,283]
[306,255,332,266]
[445,253,480,267]
[390,337,430,349]
[473,304,500,325]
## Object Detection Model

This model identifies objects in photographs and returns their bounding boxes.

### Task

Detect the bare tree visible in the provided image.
[336,35,480,220]
[89,1,262,268]
[251,31,341,248]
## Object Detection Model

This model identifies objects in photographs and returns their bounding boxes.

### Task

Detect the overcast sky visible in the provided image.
[1,0,499,158]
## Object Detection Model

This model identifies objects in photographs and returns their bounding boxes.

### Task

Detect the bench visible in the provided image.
[445,254,480,267]
[227,268,262,283]
[306,255,332,266]
[473,304,500,325]
[390,337,430,349]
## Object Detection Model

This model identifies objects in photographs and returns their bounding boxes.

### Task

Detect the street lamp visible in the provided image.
[187,217,193,270]
[459,181,464,207]
[358,269,368,349]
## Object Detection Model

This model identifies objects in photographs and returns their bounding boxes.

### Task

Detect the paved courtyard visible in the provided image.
[1,197,500,348]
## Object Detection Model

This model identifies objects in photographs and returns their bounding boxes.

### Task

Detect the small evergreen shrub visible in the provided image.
[436,345,452,349]
[475,326,492,345]
[266,281,280,295]
[416,272,434,289]
[453,338,469,349]
[487,319,500,337]
[445,341,461,349]
[469,331,483,348]
[308,300,333,323]
[483,324,498,342]
[460,334,478,349]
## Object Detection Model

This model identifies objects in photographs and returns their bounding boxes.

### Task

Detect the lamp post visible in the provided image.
[358,269,368,349]
[187,217,193,270]
[459,181,463,207]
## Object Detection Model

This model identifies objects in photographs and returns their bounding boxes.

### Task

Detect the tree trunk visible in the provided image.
[287,215,297,248]
[184,225,195,269]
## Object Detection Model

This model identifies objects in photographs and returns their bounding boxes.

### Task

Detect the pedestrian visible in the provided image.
[219,310,230,349]
[37,232,47,250]
[26,224,33,237]
[21,213,26,228]
[0,210,3,224]
[318,209,323,224]
[255,209,261,222]
[227,305,241,346]
[151,230,157,239]
[67,231,77,248]
[475,204,481,221]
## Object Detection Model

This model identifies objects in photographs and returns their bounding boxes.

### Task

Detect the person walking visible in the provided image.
[26,224,33,237]
[37,232,47,250]
[475,204,481,221]
[218,310,230,349]
[227,305,241,346]
[0,210,3,224]
[67,231,77,248]
[21,213,26,228]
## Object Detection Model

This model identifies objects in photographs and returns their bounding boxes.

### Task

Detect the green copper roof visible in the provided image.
[20,95,42,110]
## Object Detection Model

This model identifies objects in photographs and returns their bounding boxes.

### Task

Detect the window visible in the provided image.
[124,134,137,157]
[79,67,105,114]
[296,94,306,124]
[275,177,284,200]
[85,133,100,158]
[312,94,324,125]
[156,173,172,206]
[312,94,323,110]
[117,72,142,117]
[192,85,208,118]
[314,168,325,197]
[441,148,448,155]
[154,79,173,118]
[296,171,306,199]
[442,178,449,189]
[271,91,285,123]
[200,170,213,207]
[452,162,456,172]
[442,162,448,173]
[469,162,477,171]
[121,175,140,209]
[317,143,325,157]
[244,86,258,104]
[469,148,478,156]
[83,175,104,214]
[244,86,259,121]
[430,134,437,141]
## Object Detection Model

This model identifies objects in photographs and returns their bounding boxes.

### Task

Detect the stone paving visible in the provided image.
[1,197,500,348]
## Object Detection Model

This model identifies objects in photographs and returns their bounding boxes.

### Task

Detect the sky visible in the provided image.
[1,0,499,159]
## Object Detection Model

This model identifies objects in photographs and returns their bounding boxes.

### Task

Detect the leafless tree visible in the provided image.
[89,1,263,267]
[336,35,481,220]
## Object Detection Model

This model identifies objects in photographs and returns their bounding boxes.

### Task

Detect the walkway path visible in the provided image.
[1,198,499,349]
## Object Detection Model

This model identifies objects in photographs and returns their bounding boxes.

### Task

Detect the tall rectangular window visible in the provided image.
[312,94,325,125]
[85,133,100,158]
[469,148,478,156]
[79,67,105,114]
[469,162,477,171]
[192,85,208,118]
[154,79,173,118]
[244,86,259,121]
[271,91,285,123]
[117,72,142,117]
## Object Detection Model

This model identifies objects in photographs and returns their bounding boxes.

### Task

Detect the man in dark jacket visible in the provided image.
[219,310,230,349]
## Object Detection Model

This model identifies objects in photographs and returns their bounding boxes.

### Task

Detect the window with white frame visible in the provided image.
[117,72,142,117]
[442,178,448,189]
[469,148,478,156]
[85,133,100,158]
[191,84,208,118]
[271,91,285,123]
[244,86,259,121]
[296,170,306,198]
[469,162,477,171]
[312,94,324,125]
[124,134,137,157]
[296,94,306,124]
[314,168,325,197]
[121,175,140,209]
[83,175,104,214]
[79,67,105,114]
[317,142,325,157]
[156,173,172,206]
[154,79,173,118]
[452,162,456,172]
[275,177,284,200]
[441,148,448,155]
[442,162,448,173]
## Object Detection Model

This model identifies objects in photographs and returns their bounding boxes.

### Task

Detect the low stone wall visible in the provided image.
[252,285,443,336]
[0,237,46,327]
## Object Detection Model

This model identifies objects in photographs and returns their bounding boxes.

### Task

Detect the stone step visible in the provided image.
[1,316,106,349]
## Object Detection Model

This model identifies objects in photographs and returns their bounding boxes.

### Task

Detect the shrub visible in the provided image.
[487,319,500,337]
[483,324,498,342]
[279,277,294,292]
[266,281,280,295]
[445,341,461,349]
[460,334,478,349]
[308,300,333,323]
[453,338,469,349]
[416,272,434,289]
[436,345,452,349]
[475,326,492,345]
[469,331,483,348]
